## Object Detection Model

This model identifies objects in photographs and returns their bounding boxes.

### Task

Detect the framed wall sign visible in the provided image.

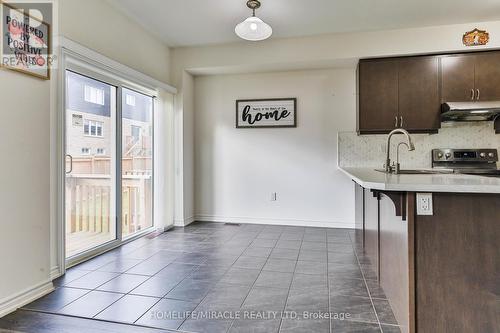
[236,98,297,128]
[1,1,51,79]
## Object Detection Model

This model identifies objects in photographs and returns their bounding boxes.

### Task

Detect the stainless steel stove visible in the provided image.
[432,148,500,177]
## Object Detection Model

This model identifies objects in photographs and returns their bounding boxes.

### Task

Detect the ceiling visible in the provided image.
[107,0,500,47]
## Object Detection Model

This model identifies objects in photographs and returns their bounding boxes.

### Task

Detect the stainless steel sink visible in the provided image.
[375,168,454,175]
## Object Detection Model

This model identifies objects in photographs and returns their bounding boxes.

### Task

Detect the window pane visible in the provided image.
[121,88,153,237]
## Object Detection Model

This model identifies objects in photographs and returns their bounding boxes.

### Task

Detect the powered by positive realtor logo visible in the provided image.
[1,2,55,78]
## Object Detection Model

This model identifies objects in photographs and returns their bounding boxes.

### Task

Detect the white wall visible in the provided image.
[0,0,173,317]
[194,69,356,227]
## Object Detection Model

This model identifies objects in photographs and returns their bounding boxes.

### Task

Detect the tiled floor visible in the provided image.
[16,222,401,333]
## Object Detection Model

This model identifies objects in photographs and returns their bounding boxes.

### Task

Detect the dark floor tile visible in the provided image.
[242,246,273,258]
[96,259,143,273]
[285,286,329,314]
[96,274,149,294]
[328,252,358,265]
[52,269,90,287]
[203,254,240,267]
[251,238,278,248]
[58,291,123,318]
[294,260,328,275]
[165,278,213,302]
[188,265,229,282]
[298,250,327,263]
[233,256,268,270]
[331,319,381,332]
[254,271,293,289]
[155,263,199,280]
[180,318,233,333]
[280,317,330,333]
[219,268,261,286]
[256,232,282,240]
[130,275,182,298]
[0,310,175,333]
[263,259,296,273]
[136,298,198,330]
[328,263,364,280]
[121,246,160,260]
[241,287,288,311]
[229,318,281,333]
[329,278,369,298]
[270,248,299,260]
[125,259,171,276]
[95,294,160,323]
[291,273,327,290]
[301,241,328,251]
[65,271,119,290]
[279,233,303,241]
[365,280,387,299]
[327,243,355,254]
[23,287,88,312]
[275,239,302,250]
[173,252,208,265]
[327,234,352,244]
[303,233,327,243]
[329,296,378,323]
[373,299,398,325]
[200,283,251,307]
[73,256,116,271]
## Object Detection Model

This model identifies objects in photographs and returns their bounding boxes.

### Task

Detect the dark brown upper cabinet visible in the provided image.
[358,56,440,134]
[441,52,500,102]
[358,59,399,132]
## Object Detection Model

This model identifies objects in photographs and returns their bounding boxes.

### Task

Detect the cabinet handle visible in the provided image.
[395,116,398,128]
[476,89,480,101]
[470,89,475,101]
[400,116,404,128]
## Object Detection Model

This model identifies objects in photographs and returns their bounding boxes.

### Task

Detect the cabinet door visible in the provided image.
[495,118,500,134]
[474,52,500,101]
[441,54,475,102]
[398,56,441,131]
[358,59,399,133]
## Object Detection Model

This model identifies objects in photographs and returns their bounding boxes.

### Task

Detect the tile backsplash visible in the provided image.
[338,122,500,169]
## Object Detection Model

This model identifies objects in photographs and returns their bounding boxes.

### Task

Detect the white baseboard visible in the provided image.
[174,216,195,227]
[50,266,61,280]
[0,281,54,318]
[195,214,354,229]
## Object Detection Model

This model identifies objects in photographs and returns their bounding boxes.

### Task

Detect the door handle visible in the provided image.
[395,116,398,128]
[400,116,404,128]
[66,154,73,174]
[470,89,475,101]
[476,89,480,101]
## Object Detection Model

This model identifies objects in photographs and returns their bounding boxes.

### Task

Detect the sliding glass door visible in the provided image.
[121,88,153,238]
[64,68,155,263]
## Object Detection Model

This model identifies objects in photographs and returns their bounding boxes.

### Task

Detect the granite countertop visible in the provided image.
[340,167,500,194]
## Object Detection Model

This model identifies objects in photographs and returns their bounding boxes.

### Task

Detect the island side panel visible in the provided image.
[379,192,414,333]
[365,190,380,279]
[415,193,500,333]
[354,183,365,250]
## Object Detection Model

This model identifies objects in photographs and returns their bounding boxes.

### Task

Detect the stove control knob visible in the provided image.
[480,152,486,158]
[488,152,495,158]
[437,152,443,159]
[445,153,451,159]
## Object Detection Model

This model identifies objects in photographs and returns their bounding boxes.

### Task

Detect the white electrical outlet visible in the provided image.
[416,193,433,215]
[271,192,277,201]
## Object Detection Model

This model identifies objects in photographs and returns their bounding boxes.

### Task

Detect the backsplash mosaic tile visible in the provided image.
[338,122,500,169]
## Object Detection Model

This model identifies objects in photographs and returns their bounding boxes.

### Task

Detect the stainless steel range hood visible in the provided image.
[441,101,500,122]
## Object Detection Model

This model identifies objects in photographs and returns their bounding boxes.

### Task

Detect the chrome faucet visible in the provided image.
[384,128,415,173]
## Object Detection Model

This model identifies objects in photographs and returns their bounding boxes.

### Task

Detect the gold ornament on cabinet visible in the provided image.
[462,28,489,47]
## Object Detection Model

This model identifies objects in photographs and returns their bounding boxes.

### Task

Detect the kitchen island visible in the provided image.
[341,167,500,333]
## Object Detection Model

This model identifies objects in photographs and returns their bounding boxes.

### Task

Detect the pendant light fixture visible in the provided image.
[235,0,272,41]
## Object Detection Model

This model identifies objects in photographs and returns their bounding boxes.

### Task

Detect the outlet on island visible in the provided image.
[417,193,433,215]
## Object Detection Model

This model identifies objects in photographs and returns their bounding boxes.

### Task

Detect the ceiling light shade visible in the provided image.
[235,0,272,41]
